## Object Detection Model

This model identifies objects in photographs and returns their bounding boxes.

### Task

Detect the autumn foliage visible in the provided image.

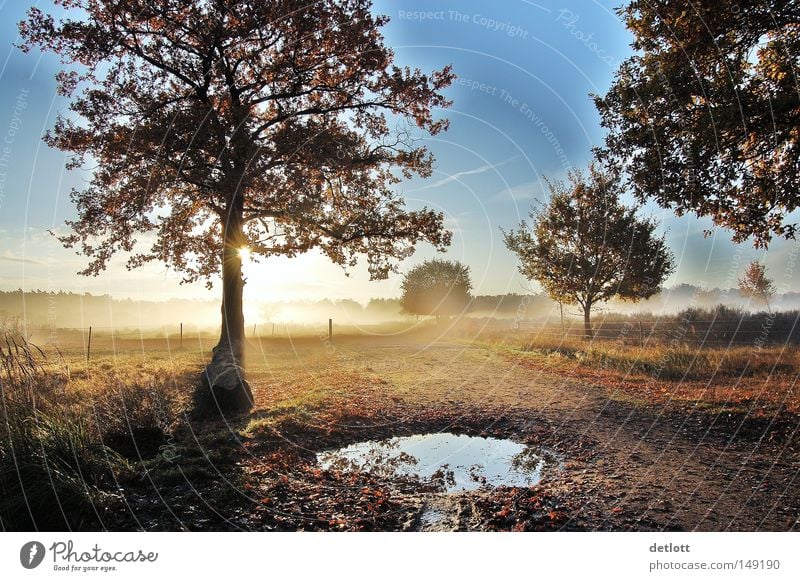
[19,0,455,408]
[503,165,674,337]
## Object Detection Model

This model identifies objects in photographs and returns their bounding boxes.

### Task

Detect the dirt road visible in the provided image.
[109,336,800,531]
[242,337,799,531]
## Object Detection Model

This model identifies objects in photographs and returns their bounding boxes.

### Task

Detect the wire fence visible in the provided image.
[501,317,800,347]
[10,314,800,360]
[18,319,339,361]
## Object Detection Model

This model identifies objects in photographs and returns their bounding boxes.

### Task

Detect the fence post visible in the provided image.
[253,324,257,338]
[87,326,92,363]
[329,318,333,341]
[272,322,275,337]
[180,323,183,349]
[639,321,644,348]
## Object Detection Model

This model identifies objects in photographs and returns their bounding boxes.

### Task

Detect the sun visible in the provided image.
[238,247,251,262]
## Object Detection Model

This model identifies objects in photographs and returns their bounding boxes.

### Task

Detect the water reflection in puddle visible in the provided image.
[317,432,557,492]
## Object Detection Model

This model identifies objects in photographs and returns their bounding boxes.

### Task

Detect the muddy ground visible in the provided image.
[105,337,800,531]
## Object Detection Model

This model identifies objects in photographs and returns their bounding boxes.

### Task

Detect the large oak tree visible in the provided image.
[503,165,674,338]
[595,1,800,246]
[20,0,453,411]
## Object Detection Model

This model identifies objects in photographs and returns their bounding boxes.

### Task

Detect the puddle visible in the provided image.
[317,432,557,492]
[419,507,448,527]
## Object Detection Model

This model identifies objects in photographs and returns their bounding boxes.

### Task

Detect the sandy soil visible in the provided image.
[109,335,800,531]
[232,337,800,531]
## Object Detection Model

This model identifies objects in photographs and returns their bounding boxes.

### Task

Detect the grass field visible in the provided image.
[2,323,799,531]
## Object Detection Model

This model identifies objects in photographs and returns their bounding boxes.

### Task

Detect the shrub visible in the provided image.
[0,335,126,530]
[90,378,185,460]
[0,403,125,530]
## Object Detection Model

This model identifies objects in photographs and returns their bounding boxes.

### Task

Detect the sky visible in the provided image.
[0,0,794,306]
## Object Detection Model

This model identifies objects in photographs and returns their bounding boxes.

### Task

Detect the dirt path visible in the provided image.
[115,338,799,532]
[323,340,800,531]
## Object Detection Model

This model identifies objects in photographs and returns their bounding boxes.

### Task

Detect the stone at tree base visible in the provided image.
[195,373,254,417]
[192,344,254,417]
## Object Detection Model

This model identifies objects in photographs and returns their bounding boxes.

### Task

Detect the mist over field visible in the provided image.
[1,0,799,547]
[2,285,799,332]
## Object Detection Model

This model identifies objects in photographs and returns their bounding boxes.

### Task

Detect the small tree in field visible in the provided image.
[503,165,674,338]
[20,0,454,412]
[739,261,776,313]
[400,259,472,320]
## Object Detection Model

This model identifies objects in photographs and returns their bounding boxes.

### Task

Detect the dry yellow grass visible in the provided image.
[3,327,799,531]
[476,331,800,413]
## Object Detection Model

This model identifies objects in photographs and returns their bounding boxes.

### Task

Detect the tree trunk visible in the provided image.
[583,303,593,340]
[199,207,253,414]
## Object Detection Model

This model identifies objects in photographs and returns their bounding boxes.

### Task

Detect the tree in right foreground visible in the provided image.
[738,261,776,313]
[503,165,675,338]
[595,1,800,246]
[400,259,472,320]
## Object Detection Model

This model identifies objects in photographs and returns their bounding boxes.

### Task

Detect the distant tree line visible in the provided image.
[554,305,800,347]
[3,286,800,331]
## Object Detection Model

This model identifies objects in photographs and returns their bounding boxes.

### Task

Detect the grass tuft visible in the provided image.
[0,333,192,530]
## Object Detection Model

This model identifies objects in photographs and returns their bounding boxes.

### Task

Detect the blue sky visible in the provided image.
[0,0,792,305]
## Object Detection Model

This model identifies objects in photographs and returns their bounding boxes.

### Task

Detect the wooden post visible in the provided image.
[639,321,644,348]
[328,318,333,341]
[180,323,183,349]
[87,326,93,363]
[252,324,256,338]
[272,322,275,337]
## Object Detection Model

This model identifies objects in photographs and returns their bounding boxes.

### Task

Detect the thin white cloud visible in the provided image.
[0,251,44,265]
[415,157,518,192]
[488,180,543,204]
